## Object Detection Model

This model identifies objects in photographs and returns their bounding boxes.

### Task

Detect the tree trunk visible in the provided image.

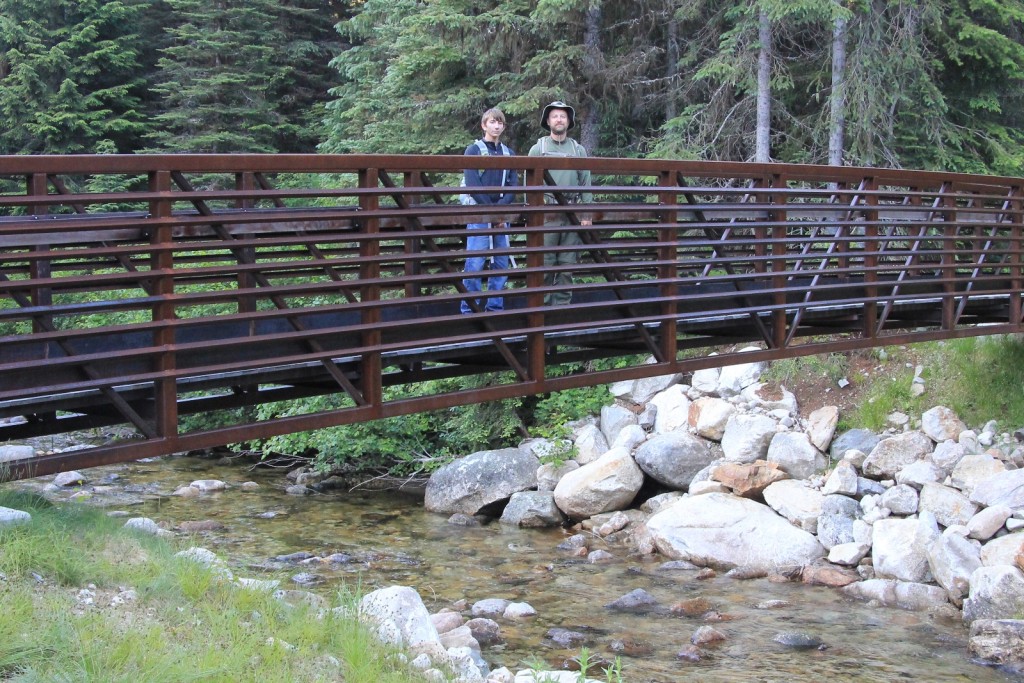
[665,2,679,122]
[580,0,602,153]
[755,7,771,163]
[828,10,848,167]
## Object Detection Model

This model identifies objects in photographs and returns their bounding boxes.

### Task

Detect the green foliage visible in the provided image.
[0,0,148,154]
[763,352,849,386]
[849,336,1024,431]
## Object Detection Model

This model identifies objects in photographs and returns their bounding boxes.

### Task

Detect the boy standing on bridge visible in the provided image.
[527,101,593,306]
[460,108,519,314]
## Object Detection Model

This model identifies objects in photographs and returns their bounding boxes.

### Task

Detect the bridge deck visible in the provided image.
[1,153,1021,479]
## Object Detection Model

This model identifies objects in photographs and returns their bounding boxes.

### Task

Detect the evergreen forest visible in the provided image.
[2,0,1023,174]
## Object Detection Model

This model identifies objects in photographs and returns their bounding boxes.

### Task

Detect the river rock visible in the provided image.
[716,351,765,396]
[872,516,936,583]
[499,491,565,527]
[721,414,777,463]
[822,461,858,496]
[981,533,1024,567]
[931,440,969,474]
[762,480,823,533]
[954,453,1008,498]
[828,542,870,566]
[971,467,1024,509]
[649,385,691,434]
[600,404,637,446]
[969,505,1013,541]
[646,492,825,572]
[841,579,949,611]
[0,445,34,462]
[830,428,881,460]
[688,396,734,441]
[471,599,510,618]
[53,470,87,487]
[424,448,539,516]
[190,479,226,492]
[919,482,977,528]
[606,588,660,613]
[879,484,919,515]
[553,447,644,520]
[817,494,862,550]
[741,383,797,414]
[963,566,1024,624]
[611,424,646,452]
[711,460,788,498]
[773,632,825,650]
[921,406,967,443]
[465,618,501,646]
[431,611,464,635]
[968,619,1024,669]
[690,365,721,394]
[862,431,933,479]
[927,529,982,602]
[0,506,31,526]
[633,431,715,490]
[537,460,580,492]
[573,424,609,465]
[766,432,827,479]
[806,406,839,452]
[895,460,943,489]
[612,370,680,405]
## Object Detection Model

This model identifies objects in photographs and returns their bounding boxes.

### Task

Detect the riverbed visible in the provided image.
[13,453,1023,683]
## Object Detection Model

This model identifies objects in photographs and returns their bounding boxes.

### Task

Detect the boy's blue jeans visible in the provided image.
[461,223,509,313]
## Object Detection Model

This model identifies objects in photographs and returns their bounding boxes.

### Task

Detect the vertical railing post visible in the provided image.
[28,174,52,335]
[768,173,787,350]
[149,170,177,439]
[526,166,547,385]
[403,171,423,299]
[862,176,879,338]
[1011,185,1023,327]
[235,171,257,318]
[359,166,383,414]
[940,185,957,330]
[657,170,678,361]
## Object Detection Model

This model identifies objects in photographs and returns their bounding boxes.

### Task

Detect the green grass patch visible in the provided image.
[0,491,428,683]
[849,335,1024,432]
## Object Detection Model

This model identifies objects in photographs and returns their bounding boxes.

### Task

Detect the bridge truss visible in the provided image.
[0,154,1021,479]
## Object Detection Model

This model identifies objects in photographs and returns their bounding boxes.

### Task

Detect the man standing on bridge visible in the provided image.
[528,101,593,306]
[460,107,519,314]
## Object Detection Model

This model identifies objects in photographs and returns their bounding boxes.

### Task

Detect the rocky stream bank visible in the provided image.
[4,349,1024,681]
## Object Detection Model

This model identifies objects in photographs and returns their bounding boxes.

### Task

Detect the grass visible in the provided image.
[0,490,428,683]
[847,335,1024,432]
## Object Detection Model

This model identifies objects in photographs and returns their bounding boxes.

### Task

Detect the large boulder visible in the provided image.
[766,432,827,480]
[762,480,823,533]
[500,491,566,527]
[649,386,691,434]
[861,431,934,479]
[553,447,644,520]
[360,585,441,651]
[721,414,777,463]
[971,468,1024,509]
[872,517,935,583]
[927,530,983,603]
[646,492,825,572]
[688,397,734,441]
[963,566,1024,624]
[829,428,881,460]
[711,460,788,498]
[599,404,637,446]
[425,448,539,516]
[817,494,862,550]
[633,432,716,490]
[921,406,967,443]
[806,406,839,452]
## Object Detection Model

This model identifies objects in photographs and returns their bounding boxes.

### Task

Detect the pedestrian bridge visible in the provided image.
[1,153,1021,480]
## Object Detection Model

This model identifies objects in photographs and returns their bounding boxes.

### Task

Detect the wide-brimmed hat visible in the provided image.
[540,101,575,131]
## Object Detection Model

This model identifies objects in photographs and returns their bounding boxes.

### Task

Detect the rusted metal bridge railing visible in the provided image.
[0,154,1021,480]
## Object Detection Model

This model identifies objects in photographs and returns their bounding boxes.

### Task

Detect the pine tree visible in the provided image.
[0,0,147,154]
[149,0,340,153]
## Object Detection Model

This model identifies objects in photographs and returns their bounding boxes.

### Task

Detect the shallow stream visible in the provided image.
[25,454,1024,682]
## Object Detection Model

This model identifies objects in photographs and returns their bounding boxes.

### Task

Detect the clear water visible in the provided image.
[28,455,1024,682]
